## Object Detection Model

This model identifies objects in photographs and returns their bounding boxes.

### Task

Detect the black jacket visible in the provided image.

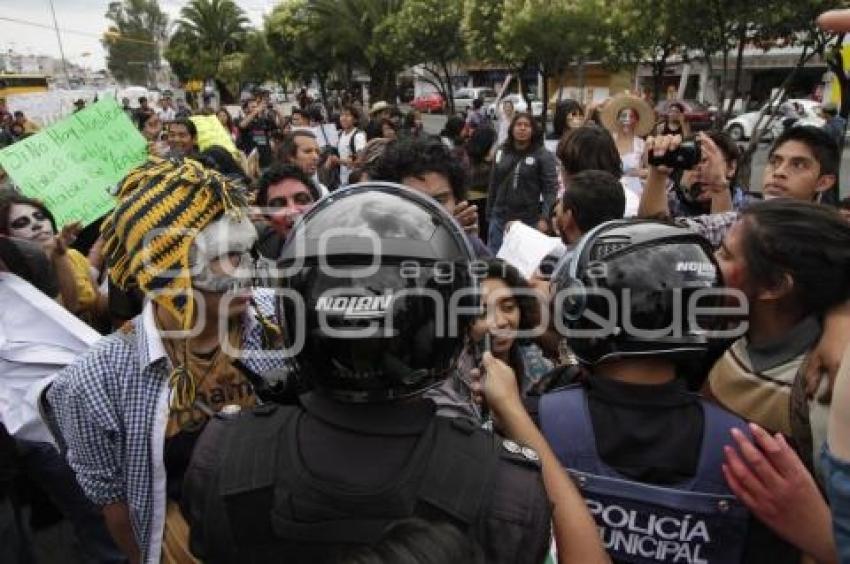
[182,395,552,564]
[487,144,558,225]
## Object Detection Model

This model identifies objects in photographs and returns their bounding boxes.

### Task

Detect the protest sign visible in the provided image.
[0,96,147,228]
[189,114,240,159]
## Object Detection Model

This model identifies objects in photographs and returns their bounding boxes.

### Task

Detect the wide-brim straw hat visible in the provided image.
[369,101,390,114]
[601,94,656,137]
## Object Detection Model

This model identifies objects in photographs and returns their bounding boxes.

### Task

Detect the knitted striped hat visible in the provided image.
[102,156,248,332]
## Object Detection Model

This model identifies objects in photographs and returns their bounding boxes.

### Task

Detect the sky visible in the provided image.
[0,0,275,70]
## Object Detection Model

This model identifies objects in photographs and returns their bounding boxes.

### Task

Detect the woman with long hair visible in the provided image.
[0,193,105,324]
[656,102,691,137]
[216,108,239,142]
[466,126,498,238]
[485,112,559,252]
[470,259,553,397]
[707,200,850,476]
[549,99,585,142]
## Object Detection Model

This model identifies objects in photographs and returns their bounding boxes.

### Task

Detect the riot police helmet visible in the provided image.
[550,219,727,365]
[278,182,479,402]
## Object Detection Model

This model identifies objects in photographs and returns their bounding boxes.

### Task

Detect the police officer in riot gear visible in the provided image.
[181,184,552,563]
[539,220,753,564]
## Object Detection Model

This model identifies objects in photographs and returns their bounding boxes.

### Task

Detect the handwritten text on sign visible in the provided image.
[0,97,148,227]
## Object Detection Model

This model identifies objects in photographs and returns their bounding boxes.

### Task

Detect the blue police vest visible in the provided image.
[541,386,751,564]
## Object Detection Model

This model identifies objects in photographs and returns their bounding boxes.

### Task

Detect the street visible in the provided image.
[420,112,850,198]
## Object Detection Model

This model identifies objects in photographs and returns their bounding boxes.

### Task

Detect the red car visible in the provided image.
[410,92,445,113]
[654,99,716,132]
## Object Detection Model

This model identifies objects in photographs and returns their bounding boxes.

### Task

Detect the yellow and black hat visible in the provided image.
[102,156,248,333]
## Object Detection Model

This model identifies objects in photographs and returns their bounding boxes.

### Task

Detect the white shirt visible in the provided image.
[619,136,646,217]
[157,107,176,122]
[337,128,366,186]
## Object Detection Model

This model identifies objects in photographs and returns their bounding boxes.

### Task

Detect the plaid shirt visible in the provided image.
[48,290,289,563]
[674,211,739,248]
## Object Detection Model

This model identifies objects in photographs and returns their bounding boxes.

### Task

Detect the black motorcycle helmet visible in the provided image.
[550,219,726,366]
[277,183,479,402]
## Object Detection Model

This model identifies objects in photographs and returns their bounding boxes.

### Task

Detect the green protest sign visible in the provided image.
[0,97,148,227]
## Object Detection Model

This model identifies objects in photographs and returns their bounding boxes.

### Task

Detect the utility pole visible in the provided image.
[47,0,71,86]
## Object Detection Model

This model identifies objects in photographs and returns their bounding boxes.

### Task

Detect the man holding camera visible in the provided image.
[641,125,849,416]
[239,89,280,169]
[640,125,840,247]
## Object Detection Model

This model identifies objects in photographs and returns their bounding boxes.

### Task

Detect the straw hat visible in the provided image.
[601,94,656,137]
[369,100,390,114]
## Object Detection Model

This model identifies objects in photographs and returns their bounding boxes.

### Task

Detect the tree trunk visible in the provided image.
[369,64,397,103]
[577,57,586,104]
[651,47,670,103]
[541,65,550,126]
[345,58,354,95]
[317,73,331,118]
[519,65,530,109]
[725,25,747,121]
[420,65,449,112]
[440,59,456,115]
[557,64,568,105]
[702,52,721,127]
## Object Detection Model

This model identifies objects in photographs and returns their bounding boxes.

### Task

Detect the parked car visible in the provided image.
[724,99,824,142]
[453,87,497,113]
[409,92,446,113]
[655,99,715,132]
[486,93,544,119]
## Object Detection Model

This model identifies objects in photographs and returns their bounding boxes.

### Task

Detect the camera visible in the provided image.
[648,140,701,169]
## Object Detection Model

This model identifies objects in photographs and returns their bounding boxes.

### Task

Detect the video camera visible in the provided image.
[648,139,701,170]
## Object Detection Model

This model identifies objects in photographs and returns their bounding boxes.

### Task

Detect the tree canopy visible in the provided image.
[164,0,250,96]
[102,0,168,85]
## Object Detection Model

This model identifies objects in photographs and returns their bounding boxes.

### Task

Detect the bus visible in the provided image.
[0,74,49,98]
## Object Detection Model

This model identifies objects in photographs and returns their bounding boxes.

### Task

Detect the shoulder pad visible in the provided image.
[250,403,279,417]
[499,438,542,469]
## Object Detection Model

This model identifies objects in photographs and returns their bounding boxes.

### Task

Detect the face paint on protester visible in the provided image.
[8,203,53,243]
[189,215,257,303]
[618,108,637,130]
[266,178,316,238]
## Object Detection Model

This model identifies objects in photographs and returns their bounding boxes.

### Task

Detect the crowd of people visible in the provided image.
[4,9,850,564]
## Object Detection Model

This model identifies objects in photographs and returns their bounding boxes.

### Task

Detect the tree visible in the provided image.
[102,0,168,85]
[164,0,249,100]
[733,0,841,189]
[309,0,406,102]
[606,0,693,102]
[381,0,466,112]
[496,0,609,123]
[266,0,340,113]
[683,0,843,124]
[216,31,281,102]
[462,0,506,64]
